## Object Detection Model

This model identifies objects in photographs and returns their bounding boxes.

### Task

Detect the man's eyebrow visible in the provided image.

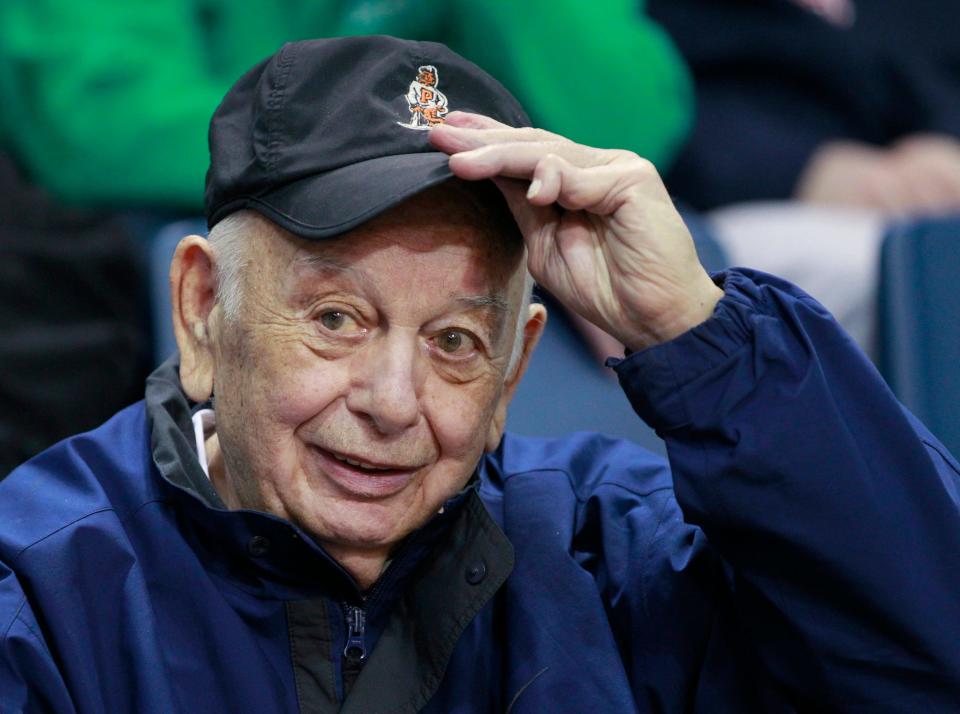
[297,253,372,285]
[300,255,509,313]
[296,255,509,334]
[454,294,510,340]
[297,254,354,274]
[455,294,510,314]
[293,253,381,301]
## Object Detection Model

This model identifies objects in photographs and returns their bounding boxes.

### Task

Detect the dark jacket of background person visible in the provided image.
[0,157,148,478]
[646,0,960,209]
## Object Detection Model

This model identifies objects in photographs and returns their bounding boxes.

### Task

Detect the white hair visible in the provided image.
[205,210,255,322]
[507,270,536,378]
[206,210,536,376]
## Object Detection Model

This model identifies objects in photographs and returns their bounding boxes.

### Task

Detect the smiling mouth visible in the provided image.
[328,450,405,472]
[313,446,421,498]
[320,445,424,475]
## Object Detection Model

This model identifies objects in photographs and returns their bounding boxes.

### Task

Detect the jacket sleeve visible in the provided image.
[612,269,960,711]
[0,567,76,714]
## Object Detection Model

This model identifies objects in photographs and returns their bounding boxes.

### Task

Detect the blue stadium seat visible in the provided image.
[878,216,960,456]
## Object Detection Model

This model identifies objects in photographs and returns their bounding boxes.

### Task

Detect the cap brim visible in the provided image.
[235,151,455,240]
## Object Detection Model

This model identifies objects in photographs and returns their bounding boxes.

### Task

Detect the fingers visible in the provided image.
[445,140,631,186]
[445,141,572,180]
[857,162,918,214]
[429,119,566,156]
[429,115,665,241]
[892,135,960,213]
[528,155,650,213]
[490,177,559,244]
[430,115,645,206]
[442,111,508,130]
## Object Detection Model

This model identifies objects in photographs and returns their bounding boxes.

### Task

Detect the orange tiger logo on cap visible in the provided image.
[398,65,449,130]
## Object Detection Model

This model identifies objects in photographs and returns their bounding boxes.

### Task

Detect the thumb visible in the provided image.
[491,177,556,243]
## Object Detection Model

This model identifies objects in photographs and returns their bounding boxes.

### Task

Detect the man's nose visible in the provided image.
[346,331,423,435]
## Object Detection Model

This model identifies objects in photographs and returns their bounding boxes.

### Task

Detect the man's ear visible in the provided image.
[170,235,218,403]
[485,303,548,452]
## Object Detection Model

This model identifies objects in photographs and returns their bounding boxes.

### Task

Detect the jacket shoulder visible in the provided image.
[484,430,673,500]
[0,402,160,563]
[0,559,77,710]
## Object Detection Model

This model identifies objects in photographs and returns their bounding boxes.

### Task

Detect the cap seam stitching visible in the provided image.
[265,44,297,175]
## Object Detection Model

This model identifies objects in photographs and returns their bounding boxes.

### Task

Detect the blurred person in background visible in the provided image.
[0,0,693,476]
[0,138,149,477]
[647,0,960,213]
[646,0,960,354]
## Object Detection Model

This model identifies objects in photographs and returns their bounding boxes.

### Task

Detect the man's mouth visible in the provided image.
[328,450,404,472]
[311,446,423,498]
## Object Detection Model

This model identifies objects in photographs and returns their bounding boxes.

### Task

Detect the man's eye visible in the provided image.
[314,308,366,341]
[435,330,475,355]
[319,311,350,331]
[320,311,345,330]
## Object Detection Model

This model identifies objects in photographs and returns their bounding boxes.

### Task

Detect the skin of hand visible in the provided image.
[568,310,627,367]
[890,134,960,212]
[429,112,724,352]
[795,134,960,215]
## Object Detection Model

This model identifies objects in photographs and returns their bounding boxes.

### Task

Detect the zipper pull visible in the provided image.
[343,605,367,662]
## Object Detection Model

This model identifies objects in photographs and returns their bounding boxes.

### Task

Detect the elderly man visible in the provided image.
[1,37,958,713]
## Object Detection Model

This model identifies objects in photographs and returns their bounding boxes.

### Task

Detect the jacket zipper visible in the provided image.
[340,547,406,667]
[341,602,367,698]
[338,527,440,699]
[343,603,367,662]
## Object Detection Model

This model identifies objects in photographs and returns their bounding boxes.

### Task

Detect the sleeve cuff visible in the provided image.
[606,269,772,431]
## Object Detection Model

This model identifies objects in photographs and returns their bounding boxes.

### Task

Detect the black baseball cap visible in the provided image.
[205,36,531,238]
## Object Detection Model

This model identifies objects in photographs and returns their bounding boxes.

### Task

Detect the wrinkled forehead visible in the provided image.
[259,180,527,299]
[353,180,524,263]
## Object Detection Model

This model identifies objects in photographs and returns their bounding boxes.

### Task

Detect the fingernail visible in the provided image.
[527,178,542,199]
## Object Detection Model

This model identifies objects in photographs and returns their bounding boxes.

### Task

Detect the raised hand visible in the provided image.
[429,112,723,351]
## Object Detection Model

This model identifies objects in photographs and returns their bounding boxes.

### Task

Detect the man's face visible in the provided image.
[419,70,436,86]
[206,184,531,557]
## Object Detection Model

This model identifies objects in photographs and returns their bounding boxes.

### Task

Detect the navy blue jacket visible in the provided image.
[1,270,958,712]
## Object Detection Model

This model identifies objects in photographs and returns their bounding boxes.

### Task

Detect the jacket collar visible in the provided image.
[143,355,512,603]
[146,355,224,507]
